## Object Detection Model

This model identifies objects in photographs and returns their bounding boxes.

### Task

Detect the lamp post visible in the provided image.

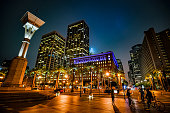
[80,85,82,97]
[3,11,45,87]
[71,69,75,92]
[106,72,110,89]
[118,74,122,90]
[90,70,93,93]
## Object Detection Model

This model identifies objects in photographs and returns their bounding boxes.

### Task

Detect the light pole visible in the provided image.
[3,11,45,87]
[106,72,110,89]
[80,85,82,97]
[118,74,122,90]
[90,67,93,93]
[71,69,75,92]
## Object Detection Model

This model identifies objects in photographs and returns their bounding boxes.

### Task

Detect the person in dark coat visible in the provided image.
[84,88,86,93]
[111,89,115,104]
[146,89,153,109]
[139,88,144,102]
[126,89,131,106]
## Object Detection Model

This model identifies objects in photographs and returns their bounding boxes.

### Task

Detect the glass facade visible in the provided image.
[35,31,65,70]
[141,28,170,79]
[65,20,89,66]
[128,44,142,84]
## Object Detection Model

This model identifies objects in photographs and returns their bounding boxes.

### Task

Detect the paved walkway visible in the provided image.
[114,97,169,113]
[1,94,169,113]
[20,95,115,113]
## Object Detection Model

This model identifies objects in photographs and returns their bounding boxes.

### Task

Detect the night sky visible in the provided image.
[1,0,170,78]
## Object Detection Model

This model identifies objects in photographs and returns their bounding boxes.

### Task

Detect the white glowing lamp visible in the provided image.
[18,11,45,58]
[106,72,109,76]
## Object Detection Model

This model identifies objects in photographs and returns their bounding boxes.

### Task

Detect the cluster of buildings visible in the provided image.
[34,20,124,88]
[128,28,170,90]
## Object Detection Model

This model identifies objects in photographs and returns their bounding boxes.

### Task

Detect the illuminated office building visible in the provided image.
[116,59,124,73]
[35,31,65,70]
[65,20,89,66]
[141,28,170,81]
[128,44,142,84]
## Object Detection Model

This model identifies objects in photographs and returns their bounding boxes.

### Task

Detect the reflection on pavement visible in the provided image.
[20,95,115,113]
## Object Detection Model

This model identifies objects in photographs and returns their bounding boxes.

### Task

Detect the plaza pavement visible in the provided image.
[0,89,170,113]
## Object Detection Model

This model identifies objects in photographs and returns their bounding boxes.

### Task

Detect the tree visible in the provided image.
[85,62,96,93]
[77,66,86,88]
[153,70,165,90]
[30,68,46,88]
[93,65,100,90]
[67,64,76,92]
[99,69,104,89]
[53,66,66,89]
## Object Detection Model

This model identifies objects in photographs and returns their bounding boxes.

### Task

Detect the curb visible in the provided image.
[112,103,121,113]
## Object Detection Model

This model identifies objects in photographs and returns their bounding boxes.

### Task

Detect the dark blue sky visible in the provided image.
[0,0,170,78]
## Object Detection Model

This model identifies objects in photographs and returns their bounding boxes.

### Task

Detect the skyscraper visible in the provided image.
[128,60,133,83]
[65,20,89,66]
[128,44,142,84]
[116,59,124,73]
[35,31,65,70]
[141,28,170,80]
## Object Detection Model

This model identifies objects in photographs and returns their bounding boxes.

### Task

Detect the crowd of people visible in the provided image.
[126,88,154,110]
[111,87,154,110]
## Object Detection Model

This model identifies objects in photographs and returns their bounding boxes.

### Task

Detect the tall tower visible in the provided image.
[35,31,65,70]
[141,28,170,80]
[65,20,89,66]
[128,44,142,84]
[116,59,124,73]
[3,11,45,87]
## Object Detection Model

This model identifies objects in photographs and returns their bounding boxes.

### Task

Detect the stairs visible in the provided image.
[0,91,55,103]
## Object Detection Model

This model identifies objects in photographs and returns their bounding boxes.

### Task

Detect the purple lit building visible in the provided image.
[70,51,119,83]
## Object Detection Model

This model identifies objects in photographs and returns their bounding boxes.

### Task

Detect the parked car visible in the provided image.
[54,88,64,93]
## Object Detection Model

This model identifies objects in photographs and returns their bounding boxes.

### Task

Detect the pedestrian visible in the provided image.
[111,88,115,104]
[145,89,153,110]
[139,88,144,102]
[126,89,131,106]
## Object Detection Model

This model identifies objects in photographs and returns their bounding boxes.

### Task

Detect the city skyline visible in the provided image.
[1,0,170,79]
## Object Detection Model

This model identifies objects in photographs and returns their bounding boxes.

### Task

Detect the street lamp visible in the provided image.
[106,72,109,76]
[118,74,121,76]
[38,76,42,89]
[75,80,78,83]
[117,73,122,90]
[105,72,110,89]
[65,74,68,78]
[38,76,42,79]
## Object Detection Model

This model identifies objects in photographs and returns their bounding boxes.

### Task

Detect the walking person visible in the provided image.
[139,88,144,102]
[127,89,131,106]
[111,88,115,105]
[145,89,153,110]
